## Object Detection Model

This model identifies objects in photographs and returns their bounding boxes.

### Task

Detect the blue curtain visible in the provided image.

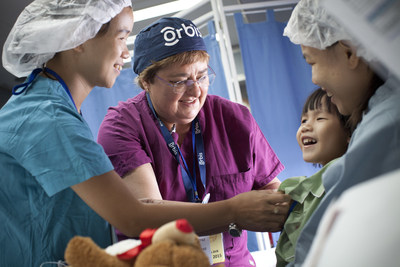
[235,10,318,249]
[204,21,230,99]
[81,20,229,139]
[234,10,317,182]
[81,68,142,140]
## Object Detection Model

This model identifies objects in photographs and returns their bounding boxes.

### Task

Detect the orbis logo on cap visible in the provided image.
[161,23,202,46]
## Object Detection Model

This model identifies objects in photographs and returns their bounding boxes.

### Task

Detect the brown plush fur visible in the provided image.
[135,239,210,267]
[64,236,214,267]
[65,236,132,267]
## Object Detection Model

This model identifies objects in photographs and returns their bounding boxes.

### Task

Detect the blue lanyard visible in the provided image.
[12,67,78,112]
[288,200,298,216]
[146,93,206,202]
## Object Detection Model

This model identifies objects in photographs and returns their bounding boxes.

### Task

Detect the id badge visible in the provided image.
[199,233,225,265]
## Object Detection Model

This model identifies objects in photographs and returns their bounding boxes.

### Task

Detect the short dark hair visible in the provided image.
[96,22,111,37]
[302,88,350,131]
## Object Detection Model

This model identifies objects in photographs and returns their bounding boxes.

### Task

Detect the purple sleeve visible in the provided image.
[97,100,152,177]
[251,119,284,189]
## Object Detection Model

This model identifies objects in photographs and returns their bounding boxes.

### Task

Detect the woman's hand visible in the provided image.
[229,190,291,232]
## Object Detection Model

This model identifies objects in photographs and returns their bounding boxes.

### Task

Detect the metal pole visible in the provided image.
[210,0,243,103]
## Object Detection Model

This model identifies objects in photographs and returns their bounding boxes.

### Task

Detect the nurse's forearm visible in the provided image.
[139,200,235,236]
[137,190,290,236]
[72,171,290,237]
[72,170,234,236]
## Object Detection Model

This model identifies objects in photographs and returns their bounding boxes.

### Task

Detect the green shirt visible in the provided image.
[275,160,337,266]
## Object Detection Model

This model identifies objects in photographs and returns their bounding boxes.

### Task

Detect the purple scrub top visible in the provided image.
[98,91,284,266]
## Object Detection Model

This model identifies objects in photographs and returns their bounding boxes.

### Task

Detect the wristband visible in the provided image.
[228,223,242,237]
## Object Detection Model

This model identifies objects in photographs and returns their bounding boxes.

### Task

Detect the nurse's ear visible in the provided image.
[73,44,84,53]
[338,41,360,70]
[142,80,151,92]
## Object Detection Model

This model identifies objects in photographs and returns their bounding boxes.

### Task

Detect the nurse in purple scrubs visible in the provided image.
[98,17,288,267]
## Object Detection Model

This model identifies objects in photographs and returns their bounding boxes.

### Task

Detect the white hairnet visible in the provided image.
[283,0,373,62]
[2,0,132,78]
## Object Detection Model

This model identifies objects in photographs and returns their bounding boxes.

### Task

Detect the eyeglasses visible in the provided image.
[156,66,216,94]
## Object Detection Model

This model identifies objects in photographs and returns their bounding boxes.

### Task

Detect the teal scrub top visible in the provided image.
[0,76,114,266]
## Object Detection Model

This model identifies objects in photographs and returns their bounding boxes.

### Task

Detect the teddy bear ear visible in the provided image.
[152,218,198,246]
[175,218,194,233]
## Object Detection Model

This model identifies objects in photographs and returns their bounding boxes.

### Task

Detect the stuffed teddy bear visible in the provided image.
[64,219,216,267]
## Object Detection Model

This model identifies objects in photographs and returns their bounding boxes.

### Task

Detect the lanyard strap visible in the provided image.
[146,93,206,202]
[12,67,78,112]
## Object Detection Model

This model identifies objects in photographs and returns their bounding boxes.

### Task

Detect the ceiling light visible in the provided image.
[133,0,203,22]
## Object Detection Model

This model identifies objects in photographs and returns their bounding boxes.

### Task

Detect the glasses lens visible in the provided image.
[208,73,215,86]
[197,75,209,87]
[172,67,216,93]
[173,83,186,94]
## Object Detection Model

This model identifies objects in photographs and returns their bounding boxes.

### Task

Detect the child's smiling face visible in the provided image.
[297,96,349,166]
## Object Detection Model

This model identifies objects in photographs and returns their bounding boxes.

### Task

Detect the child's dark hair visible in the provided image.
[302,88,350,132]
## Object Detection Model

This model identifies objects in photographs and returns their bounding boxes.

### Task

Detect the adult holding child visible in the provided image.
[282,0,400,265]
[275,88,351,266]
[0,2,289,266]
[98,17,288,266]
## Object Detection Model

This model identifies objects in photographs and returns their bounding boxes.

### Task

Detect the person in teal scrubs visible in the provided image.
[0,1,290,266]
[0,1,134,265]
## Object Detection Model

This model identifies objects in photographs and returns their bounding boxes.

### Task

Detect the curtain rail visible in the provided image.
[224,0,298,13]
[174,0,298,21]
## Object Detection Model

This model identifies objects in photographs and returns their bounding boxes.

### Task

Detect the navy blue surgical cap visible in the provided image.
[133,17,207,74]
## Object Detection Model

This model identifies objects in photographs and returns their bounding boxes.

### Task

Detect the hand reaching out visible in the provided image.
[229,190,291,232]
